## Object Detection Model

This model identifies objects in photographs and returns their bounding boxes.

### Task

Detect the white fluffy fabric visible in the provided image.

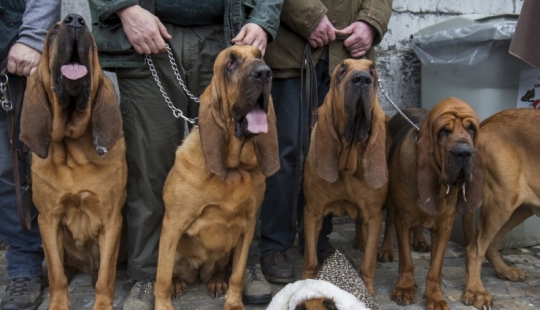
[266,279,370,310]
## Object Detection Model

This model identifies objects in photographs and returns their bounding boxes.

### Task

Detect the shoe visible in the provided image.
[0,276,43,310]
[242,263,272,304]
[260,251,295,284]
[123,279,155,310]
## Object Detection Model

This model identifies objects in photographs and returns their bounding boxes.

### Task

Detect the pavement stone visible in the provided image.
[1,218,540,309]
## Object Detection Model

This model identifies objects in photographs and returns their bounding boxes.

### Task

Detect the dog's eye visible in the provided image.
[468,127,476,138]
[227,57,238,71]
[439,128,450,138]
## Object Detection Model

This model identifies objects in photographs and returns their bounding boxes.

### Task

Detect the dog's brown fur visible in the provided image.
[386,98,485,309]
[302,59,388,296]
[462,108,540,309]
[153,45,279,310]
[295,298,338,310]
[19,14,126,310]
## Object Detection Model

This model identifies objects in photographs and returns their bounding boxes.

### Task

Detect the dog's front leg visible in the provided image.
[93,213,122,310]
[155,213,188,310]
[223,211,257,310]
[302,201,324,279]
[424,213,454,310]
[359,204,383,296]
[39,214,70,310]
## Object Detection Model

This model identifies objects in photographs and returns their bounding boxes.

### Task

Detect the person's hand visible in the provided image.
[307,15,336,48]
[336,21,375,58]
[231,23,268,56]
[116,5,172,55]
[7,43,41,76]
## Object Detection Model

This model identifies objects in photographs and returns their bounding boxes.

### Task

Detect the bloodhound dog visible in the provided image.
[302,59,388,296]
[386,98,485,309]
[154,45,279,310]
[19,14,126,310]
[462,108,540,309]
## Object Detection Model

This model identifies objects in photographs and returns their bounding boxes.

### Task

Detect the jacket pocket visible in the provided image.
[0,6,23,60]
[93,22,135,54]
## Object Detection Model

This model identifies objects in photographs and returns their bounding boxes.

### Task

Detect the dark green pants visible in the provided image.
[117,24,225,280]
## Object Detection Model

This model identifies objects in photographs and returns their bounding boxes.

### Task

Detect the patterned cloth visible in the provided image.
[316,250,380,310]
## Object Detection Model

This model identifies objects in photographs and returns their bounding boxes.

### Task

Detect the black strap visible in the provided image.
[1,60,32,231]
[292,44,318,230]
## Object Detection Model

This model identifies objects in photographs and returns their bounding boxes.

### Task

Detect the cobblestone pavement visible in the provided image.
[1,219,540,310]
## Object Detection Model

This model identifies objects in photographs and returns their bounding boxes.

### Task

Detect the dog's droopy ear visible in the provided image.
[92,75,124,155]
[20,74,52,158]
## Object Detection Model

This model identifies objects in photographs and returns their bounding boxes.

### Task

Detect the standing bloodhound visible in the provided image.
[462,108,540,309]
[153,45,279,310]
[386,98,485,309]
[19,14,127,310]
[302,59,388,296]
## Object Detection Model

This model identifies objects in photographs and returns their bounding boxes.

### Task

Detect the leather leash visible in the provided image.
[292,44,318,230]
[1,59,32,231]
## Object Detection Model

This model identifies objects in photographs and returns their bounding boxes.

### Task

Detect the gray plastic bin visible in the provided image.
[412,14,540,249]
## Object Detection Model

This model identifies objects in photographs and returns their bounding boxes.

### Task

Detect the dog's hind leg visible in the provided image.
[487,205,533,281]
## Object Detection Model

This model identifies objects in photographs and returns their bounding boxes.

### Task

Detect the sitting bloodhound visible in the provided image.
[302,58,388,296]
[19,14,126,310]
[154,45,279,310]
[386,97,485,309]
[462,108,540,309]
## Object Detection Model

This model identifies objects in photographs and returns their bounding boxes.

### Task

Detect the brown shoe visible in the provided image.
[260,251,295,284]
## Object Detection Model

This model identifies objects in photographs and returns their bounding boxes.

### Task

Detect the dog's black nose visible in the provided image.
[351,71,372,87]
[252,64,272,84]
[452,143,474,161]
[63,14,85,28]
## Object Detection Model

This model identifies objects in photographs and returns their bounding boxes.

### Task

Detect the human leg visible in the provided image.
[0,74,44,310]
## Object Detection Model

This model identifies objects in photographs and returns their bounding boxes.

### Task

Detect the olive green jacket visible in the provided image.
[265,0,393,78]
[88,0,283,69]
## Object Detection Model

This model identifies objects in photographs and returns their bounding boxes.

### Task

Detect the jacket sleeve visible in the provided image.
[246,0,284,42]
[17,0,61,53]
[357,0,393,45]
[88,0,139,25]
[279,0,328,40]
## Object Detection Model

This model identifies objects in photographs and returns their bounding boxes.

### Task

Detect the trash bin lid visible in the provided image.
[415,14,518,37]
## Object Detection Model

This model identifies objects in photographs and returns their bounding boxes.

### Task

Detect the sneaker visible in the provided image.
[260,251,295,284]
[0,277,43,310]
[242,263,272,304]
[123,279,154,310]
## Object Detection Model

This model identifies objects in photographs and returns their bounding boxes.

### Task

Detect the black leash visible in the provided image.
[1,59,32,231]
[292,44,318,230]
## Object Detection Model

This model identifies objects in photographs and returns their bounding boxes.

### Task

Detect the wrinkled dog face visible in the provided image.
[332,59,379,142]
[434,111,478,188]
[47,14,94,111]
[214,45,273,137]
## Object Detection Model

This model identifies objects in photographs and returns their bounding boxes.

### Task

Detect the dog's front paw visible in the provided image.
[411,240,430,252]
[171,277,187,299]
[207,274,228,298]
[425,294,450,310]
[223,302,245,310]
[462,288,493,309]
[377,247,394,262]
[391,285,416,306]
[496,266,527,282]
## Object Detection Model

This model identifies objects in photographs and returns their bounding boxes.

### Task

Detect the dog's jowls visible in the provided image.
[19,14,126,310]
[154,44,279,310]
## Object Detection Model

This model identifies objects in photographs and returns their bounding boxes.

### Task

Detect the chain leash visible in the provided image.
[1,72,13,112]
[378,78,420,132]
[145,44,198,126]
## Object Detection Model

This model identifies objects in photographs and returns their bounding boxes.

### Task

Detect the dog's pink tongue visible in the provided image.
[61,63,88,80]
[246,106,268,133]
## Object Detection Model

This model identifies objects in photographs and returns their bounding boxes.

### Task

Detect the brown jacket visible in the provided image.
[265,0,393,78]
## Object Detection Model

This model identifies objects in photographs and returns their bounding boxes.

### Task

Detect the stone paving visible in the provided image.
[1,218,540,310]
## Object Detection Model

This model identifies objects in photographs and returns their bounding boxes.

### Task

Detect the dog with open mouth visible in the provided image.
[154,44,279,310]
[19,14,126,310]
